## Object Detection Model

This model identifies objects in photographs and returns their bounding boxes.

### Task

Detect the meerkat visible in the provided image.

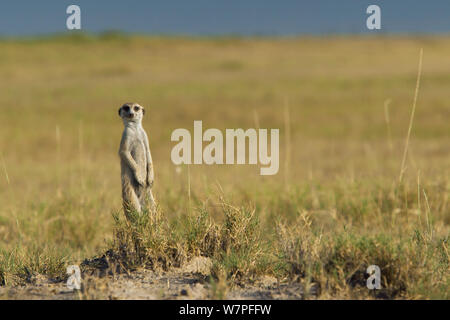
[118,102,156,218]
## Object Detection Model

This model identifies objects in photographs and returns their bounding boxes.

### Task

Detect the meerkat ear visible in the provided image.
[118,107,122,116]
[142,107,145,115]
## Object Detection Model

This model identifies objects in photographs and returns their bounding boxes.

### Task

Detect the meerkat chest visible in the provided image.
[129,130,147,162]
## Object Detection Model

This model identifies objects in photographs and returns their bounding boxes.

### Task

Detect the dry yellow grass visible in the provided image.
[0,34,448,298]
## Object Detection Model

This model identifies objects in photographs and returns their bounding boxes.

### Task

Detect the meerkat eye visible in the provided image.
[134,106,140,112]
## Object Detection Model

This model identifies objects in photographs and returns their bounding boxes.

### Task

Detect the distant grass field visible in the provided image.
[0,34,448,299]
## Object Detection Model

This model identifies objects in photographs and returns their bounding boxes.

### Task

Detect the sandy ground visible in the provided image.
[0,257,316,300]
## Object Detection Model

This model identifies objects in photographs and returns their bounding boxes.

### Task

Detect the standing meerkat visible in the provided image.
[118,102,156,218]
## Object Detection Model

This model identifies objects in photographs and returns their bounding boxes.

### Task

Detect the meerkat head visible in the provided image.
[118,103,145,124]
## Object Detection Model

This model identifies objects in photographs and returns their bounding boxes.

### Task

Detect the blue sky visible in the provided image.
[0,0,449,36]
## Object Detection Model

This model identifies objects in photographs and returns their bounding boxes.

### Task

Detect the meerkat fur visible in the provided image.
[118,102,156,218]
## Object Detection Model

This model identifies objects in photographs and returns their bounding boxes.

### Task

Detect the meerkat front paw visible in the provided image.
[135,173,146,186]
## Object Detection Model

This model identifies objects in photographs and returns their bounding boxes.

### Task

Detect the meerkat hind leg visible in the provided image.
[137,190,156,213]
[123,189,142,221]
[147,190,156,211]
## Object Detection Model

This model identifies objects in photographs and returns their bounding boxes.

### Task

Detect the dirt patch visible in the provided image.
[0,257,315,300]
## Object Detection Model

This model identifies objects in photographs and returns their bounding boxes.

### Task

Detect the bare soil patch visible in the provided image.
[0,257,314,300]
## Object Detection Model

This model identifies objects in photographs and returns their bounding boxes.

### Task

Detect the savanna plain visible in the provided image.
[0,34,448,299]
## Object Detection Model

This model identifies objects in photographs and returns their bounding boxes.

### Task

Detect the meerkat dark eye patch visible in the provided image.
[119,105,130,116]
[134,106,140,112]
